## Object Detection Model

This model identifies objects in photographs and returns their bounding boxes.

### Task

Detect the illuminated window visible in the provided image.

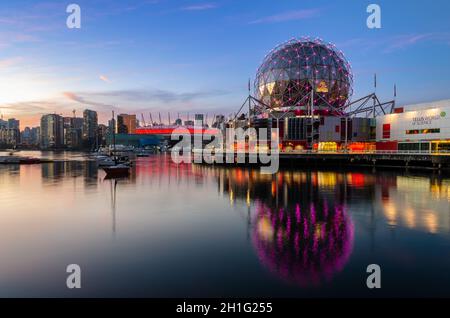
[406,128,440,135]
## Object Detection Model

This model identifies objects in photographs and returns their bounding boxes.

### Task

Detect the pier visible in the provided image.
[192,150,450,171]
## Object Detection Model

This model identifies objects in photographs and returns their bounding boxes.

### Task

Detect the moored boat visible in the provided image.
[103,163,130,178]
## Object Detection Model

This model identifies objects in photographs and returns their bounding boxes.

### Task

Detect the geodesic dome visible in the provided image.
[255,37,353,113]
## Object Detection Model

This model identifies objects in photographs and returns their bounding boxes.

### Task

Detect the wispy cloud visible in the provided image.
[0,100,56,113]
[338,32,450,54]
[0,57,23,69]
[62,92,118,110]
[384,33,435,52]
[181,3,217,11]
[249,9,320,24]
[68,88,229,104]
[91,0,160,17]
[99,75,111,83]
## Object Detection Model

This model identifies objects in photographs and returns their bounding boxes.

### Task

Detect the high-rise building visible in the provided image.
[20,126,41,147]
[82,109,98,149]
[117,114,137,134]
[40,114,64,149]
[7,118,20,130]
[21,127,32,145]
[64,116,84,149]
[97,124,108,147]
[65,128,82,149]
[31,127,40,146]
[0,119,7,129]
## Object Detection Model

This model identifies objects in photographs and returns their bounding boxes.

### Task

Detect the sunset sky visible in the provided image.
[1,0,450,129]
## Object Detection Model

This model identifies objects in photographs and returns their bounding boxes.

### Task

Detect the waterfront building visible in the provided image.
[40,114,64,149]
[31,127,40,146]
[0,118,7,129]
[64,117,84,149]
[97,124,108,147]
[7,118,20,130]
[117,114,137,134]
[376,100,450,152]
[21,127,32,145]
[82,109,98,149]
[0,127,20,147]
[65,128,82,149]
[108,133,162,148]
[251,37,357,150]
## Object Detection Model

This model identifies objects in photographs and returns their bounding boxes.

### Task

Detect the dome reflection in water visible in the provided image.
[252,201,354,287]
[218,168,355,287]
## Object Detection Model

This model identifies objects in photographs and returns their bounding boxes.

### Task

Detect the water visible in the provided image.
[0,152,449,297]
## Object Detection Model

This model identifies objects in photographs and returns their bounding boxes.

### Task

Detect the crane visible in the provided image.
[141,114,146,127]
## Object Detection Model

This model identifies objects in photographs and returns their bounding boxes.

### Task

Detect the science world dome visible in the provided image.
[254,37,353,114]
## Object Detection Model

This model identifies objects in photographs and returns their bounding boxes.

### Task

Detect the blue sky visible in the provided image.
[0,0,449,127]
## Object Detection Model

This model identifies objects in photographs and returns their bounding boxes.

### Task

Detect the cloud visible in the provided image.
[0,100,65,115]
[91,0,160,17]
[383,33,435,52]
[337,32,450,54]
[81,88,229,103]
[99,75,111,83]
[249,9,320,24]
[0,57,23,69]
[181,3,217,11]
[61,88,229,116]
[62,92,118,110]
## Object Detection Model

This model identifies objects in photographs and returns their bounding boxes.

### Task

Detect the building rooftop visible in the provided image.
[402,99,450,111]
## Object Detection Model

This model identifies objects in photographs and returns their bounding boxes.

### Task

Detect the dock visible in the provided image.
[0,156,53,165]
[191,150,450,171]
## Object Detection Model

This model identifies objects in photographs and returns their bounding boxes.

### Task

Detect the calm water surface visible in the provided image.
[0,152,449,297]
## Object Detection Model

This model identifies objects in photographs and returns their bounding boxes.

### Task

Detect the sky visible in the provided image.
[0,0,450,129]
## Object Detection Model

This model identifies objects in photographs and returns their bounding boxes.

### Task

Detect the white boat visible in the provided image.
[97,156,116,167]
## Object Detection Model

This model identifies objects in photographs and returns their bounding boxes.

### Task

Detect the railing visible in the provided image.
[280,150,450,155]
[191,148,450,156]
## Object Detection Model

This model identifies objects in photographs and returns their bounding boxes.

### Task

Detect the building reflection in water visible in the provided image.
[1,155,448,291]
[381,175,450,234]
[252,201,354,287]
[203,167,357,287]
[191,165,450,286]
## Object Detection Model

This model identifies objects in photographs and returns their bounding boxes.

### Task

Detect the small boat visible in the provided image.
[103,163,130,178]
[102,110,131,178]
[97,156,116,167]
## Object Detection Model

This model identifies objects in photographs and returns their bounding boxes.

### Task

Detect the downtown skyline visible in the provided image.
[1,0,450,129]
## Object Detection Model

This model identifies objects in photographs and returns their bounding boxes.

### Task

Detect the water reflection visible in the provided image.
[191,165,449,286]
[251,202,354,287]
[208,168,356,286]
[0,154,449,296]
